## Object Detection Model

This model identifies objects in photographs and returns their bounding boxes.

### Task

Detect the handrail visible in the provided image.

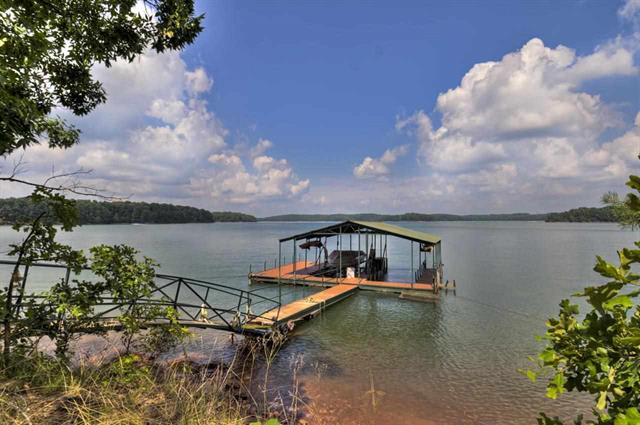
[0,259,275,306]
[0,259,282,333]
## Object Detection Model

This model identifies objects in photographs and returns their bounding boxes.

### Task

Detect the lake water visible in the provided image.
[1,221,637,424]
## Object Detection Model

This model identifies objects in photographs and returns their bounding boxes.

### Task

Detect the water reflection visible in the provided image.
[1,221,635,423]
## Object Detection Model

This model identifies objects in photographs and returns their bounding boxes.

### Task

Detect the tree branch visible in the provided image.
[1,158,127,201]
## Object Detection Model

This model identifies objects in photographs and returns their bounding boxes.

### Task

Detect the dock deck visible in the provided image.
[249,260,435,293]
[248,283,358,326]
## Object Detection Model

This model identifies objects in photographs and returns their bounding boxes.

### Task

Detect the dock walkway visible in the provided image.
[248,284,357,326]
[249,260,434,292]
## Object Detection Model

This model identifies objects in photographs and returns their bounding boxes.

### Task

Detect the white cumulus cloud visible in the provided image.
[395,36,639,209]
[2,49,309,208]
[353,145,409,179]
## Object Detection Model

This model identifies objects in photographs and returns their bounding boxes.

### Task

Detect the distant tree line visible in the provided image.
[259,212,549,222]
[0,198,619,225]
[545,206,617,223]
[259,212,515,222]
[260,208,618,223]
[0,198,256,225]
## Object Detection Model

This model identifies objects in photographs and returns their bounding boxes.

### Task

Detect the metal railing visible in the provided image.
[0,260,281,335]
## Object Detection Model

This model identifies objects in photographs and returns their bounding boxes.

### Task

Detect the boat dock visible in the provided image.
[245,220,445,330]
[249,260,435,293]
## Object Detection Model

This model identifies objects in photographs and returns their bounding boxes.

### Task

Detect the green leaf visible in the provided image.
[539,348,556,364]
[615,408,640,425]
[597,390,608,410]
[627,175,640,191]
[265,420,282,425]
[618,336,640,346]
[546,373,565,399]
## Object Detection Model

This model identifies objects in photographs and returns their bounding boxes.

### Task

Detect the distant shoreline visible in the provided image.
[258,207,617,223]
[0,197,616,225]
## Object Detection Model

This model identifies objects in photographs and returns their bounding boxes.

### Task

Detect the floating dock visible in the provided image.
[246,220,445,331]
[249,260,435,293]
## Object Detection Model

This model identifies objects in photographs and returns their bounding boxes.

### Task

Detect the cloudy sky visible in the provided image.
[2,0,639,216]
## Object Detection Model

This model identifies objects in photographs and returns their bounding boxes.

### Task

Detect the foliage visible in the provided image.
[1,191,87,365]
[40,277,108,360]
[0,187,190,364]
[0,197,257,224]
[1,0,203,367]
[141,306,191,358]
[545,207,618,224]
[0,0,203,155]
[90,244,159,353]
[603,187,640,230]
[529,172,640,424]
[2,238,190,363]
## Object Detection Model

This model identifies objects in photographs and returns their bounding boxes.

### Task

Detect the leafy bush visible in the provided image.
[529,173,640,424]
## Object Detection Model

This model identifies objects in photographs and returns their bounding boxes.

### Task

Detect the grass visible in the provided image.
[0,332,308,425]
[0,352,246,424]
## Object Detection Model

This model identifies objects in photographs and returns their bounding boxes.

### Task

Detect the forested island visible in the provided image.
[544,206,617,223]
[0,198,256,224]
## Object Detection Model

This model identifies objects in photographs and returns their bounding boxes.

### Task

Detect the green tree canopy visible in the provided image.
[0,0,203,156]
[530,171,640,424]
[0,0,203,368]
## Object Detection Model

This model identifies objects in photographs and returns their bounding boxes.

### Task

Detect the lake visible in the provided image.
[1,221,636,424]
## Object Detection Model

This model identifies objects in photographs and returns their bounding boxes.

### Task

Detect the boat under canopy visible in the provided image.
[249,220,444,291]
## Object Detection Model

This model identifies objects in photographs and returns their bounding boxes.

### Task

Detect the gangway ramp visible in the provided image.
[248,284,357,326]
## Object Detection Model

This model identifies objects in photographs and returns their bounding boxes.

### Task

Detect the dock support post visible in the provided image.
[278,242,282,318]
[357,229,361,279]
[338,227,342,281]
[411,241,414,288]
[365,233,369,276]
[293,238,297,286]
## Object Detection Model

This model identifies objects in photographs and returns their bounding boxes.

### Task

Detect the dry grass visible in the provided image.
[0,353,246,425]
[0,331,313,425]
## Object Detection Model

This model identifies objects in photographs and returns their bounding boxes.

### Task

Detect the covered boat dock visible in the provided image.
[247,221,444,327]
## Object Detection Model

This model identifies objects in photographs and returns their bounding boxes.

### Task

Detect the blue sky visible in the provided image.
[3,0,639,215]
[187,0,637,181]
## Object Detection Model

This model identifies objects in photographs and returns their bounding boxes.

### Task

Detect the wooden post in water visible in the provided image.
[357,229,361,278]
[293,238,297,286]
[338,226,342,281]
[277,241,282,319]
[411,241,414,289]
[365,232,369,276]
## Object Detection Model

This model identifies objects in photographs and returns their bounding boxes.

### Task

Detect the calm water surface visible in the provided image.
[1,221,637,424]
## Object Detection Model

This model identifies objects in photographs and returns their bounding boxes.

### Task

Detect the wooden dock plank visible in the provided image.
[250,261,434,292]
[248,284,357,326]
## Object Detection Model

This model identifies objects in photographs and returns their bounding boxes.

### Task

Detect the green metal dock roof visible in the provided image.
[279,220,441,245]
